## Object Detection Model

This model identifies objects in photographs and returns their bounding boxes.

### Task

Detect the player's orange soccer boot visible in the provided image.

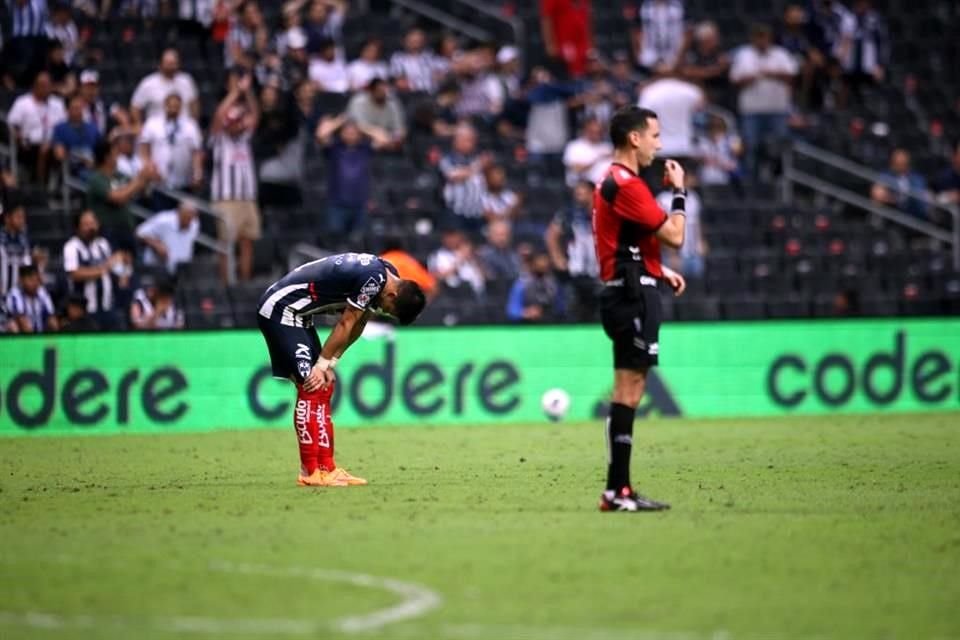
[325,467,368,486]
[297,469,348,487]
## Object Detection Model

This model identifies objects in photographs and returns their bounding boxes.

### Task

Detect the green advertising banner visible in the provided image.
[1,318,958,436]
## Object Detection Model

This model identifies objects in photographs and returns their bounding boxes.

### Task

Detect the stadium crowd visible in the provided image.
[1,0,958,333]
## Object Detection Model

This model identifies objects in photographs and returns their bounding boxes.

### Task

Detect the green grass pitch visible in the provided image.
[2,413,959,640]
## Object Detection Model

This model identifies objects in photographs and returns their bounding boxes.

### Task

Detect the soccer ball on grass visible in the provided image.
[541,388,571,422]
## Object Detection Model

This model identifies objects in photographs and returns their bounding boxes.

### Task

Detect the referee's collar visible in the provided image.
[611,162,638,176]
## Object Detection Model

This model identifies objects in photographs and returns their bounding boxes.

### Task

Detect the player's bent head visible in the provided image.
[609,106,658,148]
[391,280,427,326]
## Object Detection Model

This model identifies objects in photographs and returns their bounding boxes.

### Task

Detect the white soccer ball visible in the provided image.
[541,388,571,422]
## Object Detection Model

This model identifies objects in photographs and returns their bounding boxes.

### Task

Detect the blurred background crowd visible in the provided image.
[0,0,958,333]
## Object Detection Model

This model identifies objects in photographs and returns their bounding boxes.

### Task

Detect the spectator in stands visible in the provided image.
[870,148,928,220]
[139,93,204,207]
[638,73,705,161]
[210,75,261,281]
[348,38,389,92]
[838,0,889,105]
[59,292,99,332]
[478,219,522,285]
[315,115,375,242]
[410,80,460,139]
[429,228,486,297]
[346,78,407,151]
[303,0,346,53]
[130,278,184,330]
[606,50,640,112]
[540,0,592,78]
[63,209,127,329]
[4,264,57,333]
[730,24,798,183]
[380,236,438,301]
[0,198,31,298]
[631,0,686,75]
[390,28,444,94]
[43,36,74,97]
[224,0,268,69]
[440,124,490,233]
[506,252,561,322]
[48,3,79,66]
[309,37,349,93]
[255,82,303,208]
[87,139,157,253]
[455,45,505,120]
[526,66,575,157]
[175,0,217,59]
[679,21,732,107]
[131,48,200,125]
[53,95,100,178]
[481,165,522,224]
[657,174,705,278]
[5,0,50,86]
[933,140,960,207]
[7,71,66,184]
[563,118,612,188]
[274,28,309,90]
[779,5,827,111]
[110,127,145,180]
[136,201,199,275]
[78,70,108,135]
[809,0,856,69]
[545,180,599,321]
[577,51,615,128]
[697,115,743,187]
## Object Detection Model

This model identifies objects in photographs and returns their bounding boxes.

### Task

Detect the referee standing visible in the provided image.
[592,106,688,512]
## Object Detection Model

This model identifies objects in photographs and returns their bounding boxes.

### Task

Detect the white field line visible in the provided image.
[0,556,441,635]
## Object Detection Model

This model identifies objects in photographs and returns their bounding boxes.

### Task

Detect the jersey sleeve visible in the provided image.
[615,180,669,230]
[346,264,386,310]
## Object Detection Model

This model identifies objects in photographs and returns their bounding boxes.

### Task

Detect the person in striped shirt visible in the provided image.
[0,200,32,299]
[4,264,57,333]
[257,252,426,487]
[390,28,446,94]
[6,0,49,84]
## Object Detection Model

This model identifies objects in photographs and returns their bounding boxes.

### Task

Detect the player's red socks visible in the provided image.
[317,379,336,472]
[294,385,323,474]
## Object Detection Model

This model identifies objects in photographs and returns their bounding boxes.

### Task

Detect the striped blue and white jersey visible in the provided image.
[258,253,398,327]
[5,285,54,332]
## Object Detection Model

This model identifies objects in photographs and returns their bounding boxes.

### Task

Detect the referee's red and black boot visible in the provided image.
[599,486,671,512]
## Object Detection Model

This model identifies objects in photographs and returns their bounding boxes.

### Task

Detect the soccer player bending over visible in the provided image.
[593,106,688,512]
[257,252,426,487]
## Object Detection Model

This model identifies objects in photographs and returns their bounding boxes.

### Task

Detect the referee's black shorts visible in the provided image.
[599,281,662,371]
[257,314,322,383]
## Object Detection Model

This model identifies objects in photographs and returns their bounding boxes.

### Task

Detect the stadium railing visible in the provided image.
[390,0,494,43]
[781,140,960,270]
[0,112,19,184]
[61,156,239,283]
[431,0,526,59]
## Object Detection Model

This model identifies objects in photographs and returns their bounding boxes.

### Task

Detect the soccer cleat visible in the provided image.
[599,486,670,512]
[297,469,348,487]
[325,467,368,486]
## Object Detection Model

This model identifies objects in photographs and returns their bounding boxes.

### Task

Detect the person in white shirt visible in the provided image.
[136,202,200,275]
[347,38,389,92]
[6,71,66,184]
[730,24,798,182]
[130,48,200,126]
[111,128,145,180]
[638,74,705,159]
[562,118,613,188]
[308,37,349,93]
[428,229,486,297]
[139,93,204,201]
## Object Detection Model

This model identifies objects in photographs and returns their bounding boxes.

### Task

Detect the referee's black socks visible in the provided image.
[605,402,636,491]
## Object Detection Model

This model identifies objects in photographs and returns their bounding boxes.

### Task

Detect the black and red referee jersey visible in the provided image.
[592,162,669,281]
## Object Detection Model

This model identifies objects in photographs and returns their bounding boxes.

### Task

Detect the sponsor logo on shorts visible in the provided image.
[295,399,313,444]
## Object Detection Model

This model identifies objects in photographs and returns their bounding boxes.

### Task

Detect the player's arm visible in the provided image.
[655,160,687,249]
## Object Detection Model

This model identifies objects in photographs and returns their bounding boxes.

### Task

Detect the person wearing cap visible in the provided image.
[78,70,108,135]
[345,77,406,151]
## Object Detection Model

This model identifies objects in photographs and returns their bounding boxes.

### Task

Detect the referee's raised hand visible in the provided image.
[663,159,685,190]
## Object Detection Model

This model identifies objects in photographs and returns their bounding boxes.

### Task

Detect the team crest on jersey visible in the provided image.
[361,276,382,297]
[297,359,312,379]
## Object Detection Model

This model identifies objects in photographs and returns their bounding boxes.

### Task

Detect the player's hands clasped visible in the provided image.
[663,159,685,190]
[303,366,336,392]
